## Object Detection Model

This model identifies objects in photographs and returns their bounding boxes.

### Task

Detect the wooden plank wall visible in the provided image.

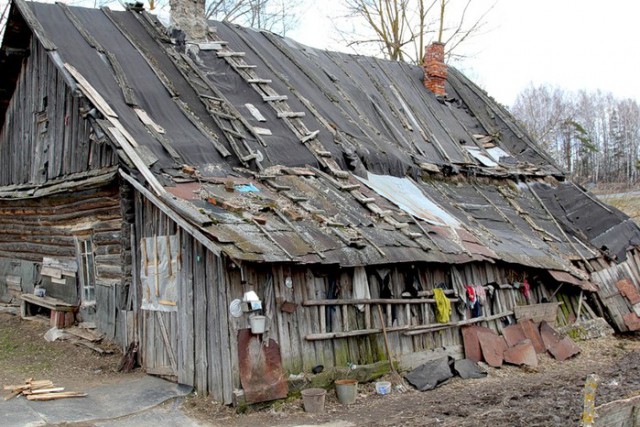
[133,193,235,404]
[0,39,117,187]
[258,261,583,374]
[590,249,640,332]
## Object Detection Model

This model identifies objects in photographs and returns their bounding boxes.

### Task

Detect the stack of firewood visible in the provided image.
[3,378,86,401]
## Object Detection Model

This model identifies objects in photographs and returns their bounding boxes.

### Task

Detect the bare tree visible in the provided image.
[335,0,494,63]
[512,85,640,186]
[203,0,300,36]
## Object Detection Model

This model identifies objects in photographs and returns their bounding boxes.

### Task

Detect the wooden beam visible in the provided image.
[119,170,222,256]
[303,297,458,306]
[107,127,164,195]
[13,0,57,50]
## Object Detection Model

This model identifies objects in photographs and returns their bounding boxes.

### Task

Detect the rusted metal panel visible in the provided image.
[477,329,507,368]
[237,329,288,404]
[503,339,538,367]
[502,323,527,348]
[623,312,640,331]
[540,321,581,361]
[166,182,203,200]
[617,278,640,305]
[462,326,482,363]
[519,319,546,354]
[549,270,598,292]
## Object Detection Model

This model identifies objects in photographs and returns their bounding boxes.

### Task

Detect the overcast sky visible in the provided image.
[290,0,640,107]
[2,0,638,107]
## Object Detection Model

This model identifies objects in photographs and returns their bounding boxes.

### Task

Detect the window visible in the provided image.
[76,236,96,306]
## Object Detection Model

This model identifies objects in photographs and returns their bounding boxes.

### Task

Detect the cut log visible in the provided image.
[26,392,87,401]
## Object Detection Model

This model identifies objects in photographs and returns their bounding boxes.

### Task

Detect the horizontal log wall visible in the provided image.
[0,182,123,311]
[0,39,117,187]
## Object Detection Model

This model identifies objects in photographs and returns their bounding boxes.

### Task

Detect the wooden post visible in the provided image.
[581,374,600,427]
[153,235,160,297]
[575,290,584,324]
[376,304,395,373]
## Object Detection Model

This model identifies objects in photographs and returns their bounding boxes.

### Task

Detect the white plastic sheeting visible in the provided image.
[357,173,459,227]
[352,266,370,312]
[140,234,179,312]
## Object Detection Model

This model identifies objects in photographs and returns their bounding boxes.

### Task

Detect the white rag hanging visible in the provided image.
[353,266,370,312]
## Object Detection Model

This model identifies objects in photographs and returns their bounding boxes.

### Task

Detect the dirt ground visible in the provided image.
[3,310,640,426]
[0,311,144,392]
[185,334,640,427]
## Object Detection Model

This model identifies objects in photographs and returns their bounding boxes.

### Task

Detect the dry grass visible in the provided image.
[598,193,640,224]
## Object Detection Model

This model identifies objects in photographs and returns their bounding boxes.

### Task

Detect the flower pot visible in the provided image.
[334,379,358,405]
[301,388,326,413]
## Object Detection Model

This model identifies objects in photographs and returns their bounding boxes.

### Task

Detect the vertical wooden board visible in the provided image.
[393,268,413,355]
[193,242,208,394]
[272,265,293,372]
[330,273,349,368]
[177,233,195,386]
[213,256,233,405]
[284,267,302,373]
[223,264,242,390]
[145,310,157,371]
[299,269,318,370]
[205,252,223,402]
[316,275,335,368]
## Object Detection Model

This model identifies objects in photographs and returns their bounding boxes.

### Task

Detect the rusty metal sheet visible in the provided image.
[502,324,527,348]
[477,329,507,368]
[462,325,493,362]
[503,339,538,367]
[617,278,640,305]
[549,270,598,292]
[519,319,546,354]
[539,321,581,361]
[237,329,288,404]
[166,182,203,200]
[623,312,640,331]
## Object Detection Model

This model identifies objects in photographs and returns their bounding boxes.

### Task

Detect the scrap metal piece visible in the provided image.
[237,329,288,404]
[461,325,493,363]
[520,319,546,354]
[502,323,527,348]
[477,330,507,368]
[503,339,538,367]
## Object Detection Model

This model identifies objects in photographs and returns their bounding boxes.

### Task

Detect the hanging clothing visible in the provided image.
[434,288,451,323]
[465,285,477,308]
[474,285,487,305]
[353,266,370,312]
[471,301,483,318]
[522,278,531,300]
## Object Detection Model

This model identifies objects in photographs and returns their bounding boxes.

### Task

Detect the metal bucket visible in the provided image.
[249,315,266,334]
[335,379,358,404]
[301,388,326,413]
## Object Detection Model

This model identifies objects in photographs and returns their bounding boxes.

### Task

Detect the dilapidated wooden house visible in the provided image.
[2,0,640,405]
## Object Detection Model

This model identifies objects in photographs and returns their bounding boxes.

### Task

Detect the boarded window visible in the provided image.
[75,237,96,305]
[140,235,179,312]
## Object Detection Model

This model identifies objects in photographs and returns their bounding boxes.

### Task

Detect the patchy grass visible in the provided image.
[0,313,137,390]
[599,193,640,223]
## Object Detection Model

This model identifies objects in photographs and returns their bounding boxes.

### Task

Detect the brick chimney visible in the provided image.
[170,0,208,41]
[423,42,447,96]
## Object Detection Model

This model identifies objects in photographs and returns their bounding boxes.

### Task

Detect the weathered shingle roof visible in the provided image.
[3,1,640,277]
